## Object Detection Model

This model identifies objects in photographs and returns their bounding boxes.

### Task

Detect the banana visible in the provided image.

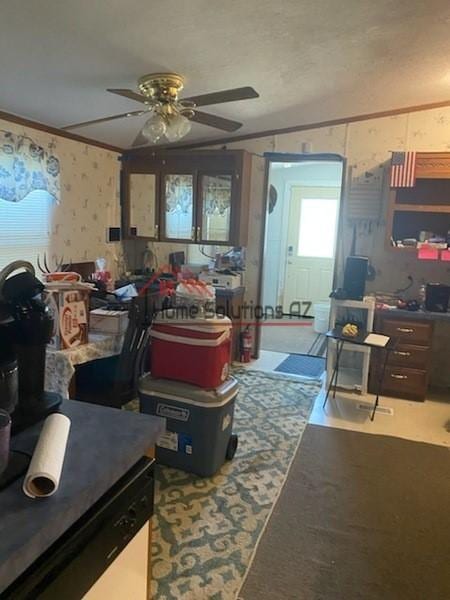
[342,323,358,337]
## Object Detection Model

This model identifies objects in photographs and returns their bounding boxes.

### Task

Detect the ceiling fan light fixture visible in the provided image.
[142,112,167,142]
[164,112,192,142]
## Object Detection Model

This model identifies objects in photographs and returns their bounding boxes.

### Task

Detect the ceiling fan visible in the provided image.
[63,73,259,146]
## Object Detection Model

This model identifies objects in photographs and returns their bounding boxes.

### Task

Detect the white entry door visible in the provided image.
[282,186,340,315]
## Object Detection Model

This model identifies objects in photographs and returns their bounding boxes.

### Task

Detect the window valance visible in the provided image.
[0,130,60,203]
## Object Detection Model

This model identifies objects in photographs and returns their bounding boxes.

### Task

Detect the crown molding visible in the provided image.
[142,98,450,152]
[0,109,124,153]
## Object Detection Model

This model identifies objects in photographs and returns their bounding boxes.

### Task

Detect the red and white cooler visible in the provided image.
[150,309,232,388]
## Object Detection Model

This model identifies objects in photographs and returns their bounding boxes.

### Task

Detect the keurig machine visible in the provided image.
[0,261,61,433]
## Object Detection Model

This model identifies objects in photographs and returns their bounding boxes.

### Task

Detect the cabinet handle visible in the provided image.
[191,226,195,241]
[393,350,411,357]
[197,226,200,238]
[155,224,159,236]
[396,327,414,333]
[390,373,408,380]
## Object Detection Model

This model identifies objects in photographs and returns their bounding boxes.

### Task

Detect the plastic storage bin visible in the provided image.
[139,374,238,477]
[313,302,330,334]
[150,310,232,388]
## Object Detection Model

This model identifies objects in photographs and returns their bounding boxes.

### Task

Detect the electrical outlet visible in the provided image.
[107,227,121,242]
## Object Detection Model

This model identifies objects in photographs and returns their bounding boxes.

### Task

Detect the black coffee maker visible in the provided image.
[0,261,61,433]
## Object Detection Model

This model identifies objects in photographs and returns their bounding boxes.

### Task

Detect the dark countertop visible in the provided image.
[0,400,165,594]
[376,307,450,321]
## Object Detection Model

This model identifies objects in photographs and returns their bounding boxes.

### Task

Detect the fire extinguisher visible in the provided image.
[240,326,252,363]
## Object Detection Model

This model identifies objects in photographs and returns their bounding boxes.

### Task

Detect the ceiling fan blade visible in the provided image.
[107,88,148,104]
[131,129,149,147]
[189,110,242,132]
[63,110,146,130]
[183,86,259,107]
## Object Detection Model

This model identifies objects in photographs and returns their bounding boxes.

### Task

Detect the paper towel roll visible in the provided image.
[23,413,71,498]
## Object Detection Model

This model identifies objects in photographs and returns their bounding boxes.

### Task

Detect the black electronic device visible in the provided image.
[0,261,62,435]
[425,283,450,313]
[343,256,368,300]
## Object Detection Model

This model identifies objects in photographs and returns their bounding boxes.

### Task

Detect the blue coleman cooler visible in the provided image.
[138,374,239,477]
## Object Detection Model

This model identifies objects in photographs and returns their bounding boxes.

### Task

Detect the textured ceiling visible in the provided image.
[1,1,450,149]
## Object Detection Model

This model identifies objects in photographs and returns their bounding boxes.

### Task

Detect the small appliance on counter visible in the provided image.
[199,269,242,289]
[0,261,62,435]
[343,256,368,300]
[425,283,450,313]
[330,256,368,301]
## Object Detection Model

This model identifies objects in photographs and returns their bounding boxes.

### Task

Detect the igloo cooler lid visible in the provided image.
[138,374,238,407]
[152,309,231,333]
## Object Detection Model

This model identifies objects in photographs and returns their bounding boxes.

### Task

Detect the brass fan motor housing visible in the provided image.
[138,72,185,103]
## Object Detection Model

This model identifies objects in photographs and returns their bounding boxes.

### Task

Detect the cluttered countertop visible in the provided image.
[0,400,165,594]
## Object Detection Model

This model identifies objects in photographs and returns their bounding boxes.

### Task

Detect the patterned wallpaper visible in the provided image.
[214,106,450,298]
[201,105,450,385]
[0,118,122,277]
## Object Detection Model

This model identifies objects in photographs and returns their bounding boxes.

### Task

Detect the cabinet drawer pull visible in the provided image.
[396,327,414,333]
[390,373,408,380]
[393,350,411,357]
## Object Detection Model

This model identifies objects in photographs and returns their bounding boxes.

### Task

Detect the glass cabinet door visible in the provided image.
[162,174,194,240]
[199,174,233,243]
[129,173,158,238]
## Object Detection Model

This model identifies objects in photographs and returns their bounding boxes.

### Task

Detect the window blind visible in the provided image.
[0,190,54,273]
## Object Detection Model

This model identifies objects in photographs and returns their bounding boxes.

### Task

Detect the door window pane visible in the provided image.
[201,175,232,242]
[297,198,338,258]
[164,174,193,239]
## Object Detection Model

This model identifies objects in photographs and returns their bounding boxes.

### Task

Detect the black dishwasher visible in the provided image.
[2,457,154,600]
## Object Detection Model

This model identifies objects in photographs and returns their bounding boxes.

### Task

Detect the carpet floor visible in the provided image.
[240,424,450,600]
[149,370,320,600]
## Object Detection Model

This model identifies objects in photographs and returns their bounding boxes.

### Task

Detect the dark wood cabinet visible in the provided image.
[369,312,433,401]
[121,150,252,246]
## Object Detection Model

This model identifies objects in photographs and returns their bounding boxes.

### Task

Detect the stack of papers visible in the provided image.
[364,333,390,347]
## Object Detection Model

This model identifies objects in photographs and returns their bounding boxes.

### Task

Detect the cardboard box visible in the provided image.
[46,287,90,349]
[90,309,129,334]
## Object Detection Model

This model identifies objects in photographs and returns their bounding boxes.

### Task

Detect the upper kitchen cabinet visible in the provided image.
[121,150,252,245]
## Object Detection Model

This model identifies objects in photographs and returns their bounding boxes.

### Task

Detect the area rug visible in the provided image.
[240,424,450,600]
[275,353,325,378]
[148,369,320,600]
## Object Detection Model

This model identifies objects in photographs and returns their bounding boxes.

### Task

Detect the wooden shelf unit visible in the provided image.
[386,152,450,251]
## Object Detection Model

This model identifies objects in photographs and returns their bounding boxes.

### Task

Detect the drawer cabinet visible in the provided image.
[370,313,434,401]
[377,318,433,346]
[382,366,428,399]
[388,344,430,370]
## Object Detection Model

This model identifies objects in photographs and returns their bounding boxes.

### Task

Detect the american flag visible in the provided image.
[390,151,417,187]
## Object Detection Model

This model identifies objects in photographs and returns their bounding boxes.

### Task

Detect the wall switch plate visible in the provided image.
[107,227,121,242]
[130,227,137,237]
